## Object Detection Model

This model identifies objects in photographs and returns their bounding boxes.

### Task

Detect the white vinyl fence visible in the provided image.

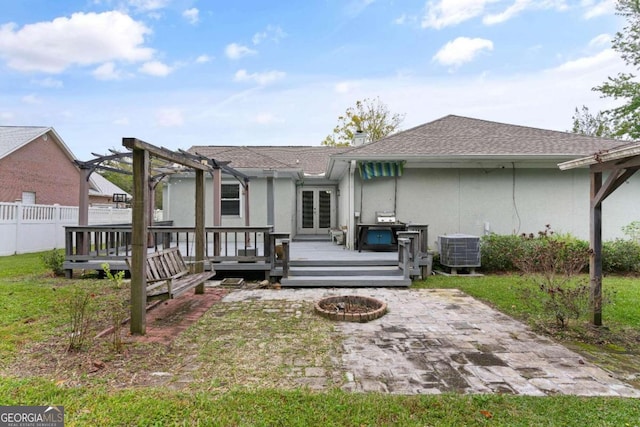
[0,202,139,256]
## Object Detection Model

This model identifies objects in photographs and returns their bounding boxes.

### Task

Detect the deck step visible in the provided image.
[280,275,411,287]
[289,266,401,277]
[289,259,397,267]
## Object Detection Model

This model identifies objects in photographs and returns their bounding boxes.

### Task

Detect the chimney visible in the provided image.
[352,130,367,146]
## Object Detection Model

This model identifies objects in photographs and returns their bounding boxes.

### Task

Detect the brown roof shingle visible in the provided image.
[339,115,627,157]
[189,145,347,174]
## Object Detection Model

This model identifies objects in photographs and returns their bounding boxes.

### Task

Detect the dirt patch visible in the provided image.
[3,287,228,388]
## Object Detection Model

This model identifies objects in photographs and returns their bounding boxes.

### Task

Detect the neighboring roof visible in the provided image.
[0,126,78,165]
[0,126,51,159]
[90,173,130,198]
[337,115,627,158]
[189,145,348,175]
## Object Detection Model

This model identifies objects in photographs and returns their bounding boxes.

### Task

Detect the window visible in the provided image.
[221,183,240,216]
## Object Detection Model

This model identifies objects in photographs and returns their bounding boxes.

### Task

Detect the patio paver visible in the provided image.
[223,287,640,397]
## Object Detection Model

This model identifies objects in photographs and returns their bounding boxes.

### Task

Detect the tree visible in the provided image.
[592,0,640,139]
[321,97,405,146]
[99,153,164,209]
[570,106,617,138]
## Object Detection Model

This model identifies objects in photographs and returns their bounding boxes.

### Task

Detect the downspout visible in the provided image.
[347,160,356,249]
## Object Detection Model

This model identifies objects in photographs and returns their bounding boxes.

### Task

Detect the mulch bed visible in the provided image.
[98,287,229,345]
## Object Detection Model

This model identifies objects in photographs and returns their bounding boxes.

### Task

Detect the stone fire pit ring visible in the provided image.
[314,295,387,322]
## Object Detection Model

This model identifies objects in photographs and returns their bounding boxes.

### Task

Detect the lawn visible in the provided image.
[1,252,639,426]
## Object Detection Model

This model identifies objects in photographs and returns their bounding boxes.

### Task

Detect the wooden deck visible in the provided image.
[62,225,429,286]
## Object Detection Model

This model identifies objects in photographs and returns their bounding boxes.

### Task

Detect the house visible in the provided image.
[0,126,128,206]
[164,115,640,250]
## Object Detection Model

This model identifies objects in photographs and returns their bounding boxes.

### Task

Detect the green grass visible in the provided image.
[2,253,640,426]
[412,274,640,328]
[1,378,639,426]
[0,251,50,278]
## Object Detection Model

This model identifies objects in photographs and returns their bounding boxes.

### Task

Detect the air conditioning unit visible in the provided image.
[438,234,481,268]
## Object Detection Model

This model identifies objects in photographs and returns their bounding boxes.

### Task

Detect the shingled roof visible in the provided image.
[0,126,51,159]
[338,115,627,157]
[189,145,348,175]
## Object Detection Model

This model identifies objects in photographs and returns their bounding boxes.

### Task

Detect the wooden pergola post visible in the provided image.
[124,137,213,335]
[77,166,91,256]
[590,170,603,326]
[560,146,640,327]
[212,167,222,256]
[130,147,150,335]
[195,169,205,294]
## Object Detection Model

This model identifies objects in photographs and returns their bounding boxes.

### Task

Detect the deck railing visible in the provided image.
[64,224,290,277]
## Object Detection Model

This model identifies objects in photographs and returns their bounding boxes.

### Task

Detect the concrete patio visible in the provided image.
[223,287,640,397]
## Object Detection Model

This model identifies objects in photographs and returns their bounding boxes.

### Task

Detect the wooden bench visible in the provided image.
[128,247,216,300]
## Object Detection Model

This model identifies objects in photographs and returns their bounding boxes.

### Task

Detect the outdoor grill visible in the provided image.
[357,211,406,252]
[375,211,397,224]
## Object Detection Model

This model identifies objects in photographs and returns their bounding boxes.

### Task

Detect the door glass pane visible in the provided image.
[318,191,331,229]
[301,190,314,228]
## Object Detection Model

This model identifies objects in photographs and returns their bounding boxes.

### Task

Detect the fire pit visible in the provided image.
[314,295,387,322]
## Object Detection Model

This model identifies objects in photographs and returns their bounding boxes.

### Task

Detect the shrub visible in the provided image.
[480,233,524,272]
[102,263,126,289]
[622,220,640,243]
[64,288,94,352]
[40,249,65,276]
[603,239,640,274]
[511,226,591,328]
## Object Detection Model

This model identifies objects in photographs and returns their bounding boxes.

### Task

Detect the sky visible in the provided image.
[0,0,629,160]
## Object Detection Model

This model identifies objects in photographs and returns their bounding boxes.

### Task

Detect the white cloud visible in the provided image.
[483,0,531,25]
[196,54,212,63]
[139,60,173,76]
[335,81,355,93]
[588,33,611,49]
[582,0,616,19]
[225,43,257,59]
[155,108,184,127]
[233,69,286,85]
[553,48,618,73]
[183,8,199,24]
[423,0,569,29]
[33,77,63,88]
[0,11,154,73]
[128,0,170,12]
[252,25,287,45]
[254,112,283,124]
[422,0,491,29]
[433,37,494,67]
[22,94,42,104]
[93,62,122,80]
[114,117,130,125]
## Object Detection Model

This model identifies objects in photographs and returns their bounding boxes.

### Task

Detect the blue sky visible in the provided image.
[0,0,627,159]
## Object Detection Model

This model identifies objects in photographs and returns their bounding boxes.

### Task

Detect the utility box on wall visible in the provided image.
[438,234,481,268]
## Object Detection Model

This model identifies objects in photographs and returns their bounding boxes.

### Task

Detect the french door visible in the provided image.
[297,187,334,235]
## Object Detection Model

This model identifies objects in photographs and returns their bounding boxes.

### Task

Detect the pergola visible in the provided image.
[559,143,640,326]
[121,137,249,335]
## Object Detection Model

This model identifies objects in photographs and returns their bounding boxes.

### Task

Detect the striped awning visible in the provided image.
[358,161,405,180]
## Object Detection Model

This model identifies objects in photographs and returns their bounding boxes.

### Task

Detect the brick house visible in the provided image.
[0,126,127,206]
